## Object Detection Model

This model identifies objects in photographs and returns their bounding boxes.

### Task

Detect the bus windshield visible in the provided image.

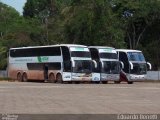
[71,51,91,58]
[130,63,147,74]
[73,60,92,73]
[102,61,120,74]
[127,52,145,61]
[99,53,118,59]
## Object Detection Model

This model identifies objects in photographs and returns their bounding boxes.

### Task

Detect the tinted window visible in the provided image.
[99,53,118,59]
[89,48,99,60]
[27,63,61,70]
[61,46,70,61]
[73,60,92,73]
[48,63,61,70]
[71,51,91,58]
[27,63,44,70]
[131,63,147,75]
[119,52,129,73]
[10,47,61,57]
[102,61,120,74]
[127,52,145,61]
[61,46,71,72]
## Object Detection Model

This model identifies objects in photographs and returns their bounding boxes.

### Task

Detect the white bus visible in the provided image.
[116,49,152,84]
[89,46,120,84]
[8,44,92,83]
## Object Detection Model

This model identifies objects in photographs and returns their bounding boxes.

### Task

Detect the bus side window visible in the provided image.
[119,52,129,73]
[61,46,71,72]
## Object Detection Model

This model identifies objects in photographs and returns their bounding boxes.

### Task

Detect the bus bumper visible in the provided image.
[128,74,147,81]
[71,73,92,81]
[101,73,120,81]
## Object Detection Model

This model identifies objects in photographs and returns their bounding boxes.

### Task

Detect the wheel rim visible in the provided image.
[49,74,56,83]
[17,74,22,82]
[57,74,62,83]
[23,74,27,82]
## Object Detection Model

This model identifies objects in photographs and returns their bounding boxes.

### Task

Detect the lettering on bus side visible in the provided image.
[37,56,49,62]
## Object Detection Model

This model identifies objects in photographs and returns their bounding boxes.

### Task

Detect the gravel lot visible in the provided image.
[0,81,160,114]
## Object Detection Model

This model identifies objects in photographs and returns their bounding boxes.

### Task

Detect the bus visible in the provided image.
[89,46,120,84]
[116,49,152,84]
[8,44,92,83]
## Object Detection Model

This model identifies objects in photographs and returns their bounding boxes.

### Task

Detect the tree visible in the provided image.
[23,0,57,18]
[60,0,125,47]
[112,0,160,49]
[0,2,20,38]
[0,2,42,69]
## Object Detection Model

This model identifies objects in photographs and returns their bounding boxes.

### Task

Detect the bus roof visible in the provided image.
[89,46,115,49]
[116,49,142,52]
[10,44,88,50]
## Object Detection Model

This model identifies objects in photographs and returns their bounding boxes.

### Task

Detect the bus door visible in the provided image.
[118,52,130,81]
[61,46,72,81]
[43,64,49,80]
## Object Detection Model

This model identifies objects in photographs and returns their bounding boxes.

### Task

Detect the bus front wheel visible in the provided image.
[17,73,22,82]
[102,81,108,84]
[93,81,100,84]
[49,73,56,83]
[22,73,28,82]
[56,74,63,83]
[128,81,133,84]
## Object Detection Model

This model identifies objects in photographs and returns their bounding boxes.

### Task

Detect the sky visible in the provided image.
[1,0,26,15]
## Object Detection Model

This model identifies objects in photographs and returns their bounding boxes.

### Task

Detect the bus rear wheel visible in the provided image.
[17,73,22,82]
[128,81,133,84]
[49,73,56,83]
[102,81,108,84]
[22,73,28,82]
[56,74,63,83]
[114,81,121,84]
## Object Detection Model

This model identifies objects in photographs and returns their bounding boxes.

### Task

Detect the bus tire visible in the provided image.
[102,81,108,84]
[114,81,121,84]
[17,73,22,82]
[128,81,133,84]
[56,74,63,83]
[93,81,100,84]
[74,81,80,84]
[22,73,28,82]
[68,81,72,84]
[49,73,56,83]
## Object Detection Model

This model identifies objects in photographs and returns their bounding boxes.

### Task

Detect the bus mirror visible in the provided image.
[72,60,75,68]
[120,61,124,69]
[147,62,152,70]
[92,60,97,68]
[101,61,104,68]
[129,61,133,70]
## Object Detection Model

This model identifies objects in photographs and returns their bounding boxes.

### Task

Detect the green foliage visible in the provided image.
[0,47,7,69]
[0,2,43,69]
[0,1,160,70]
[58,0,125,47]
[112,0,160,49]
[23,0,58,18]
